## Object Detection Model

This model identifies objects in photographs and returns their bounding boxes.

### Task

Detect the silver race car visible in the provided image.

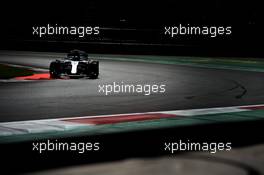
[49,50,99,79]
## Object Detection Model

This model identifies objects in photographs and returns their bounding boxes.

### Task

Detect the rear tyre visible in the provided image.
[49,62,60,79]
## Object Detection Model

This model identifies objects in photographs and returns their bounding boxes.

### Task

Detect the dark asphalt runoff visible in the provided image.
[1,51,264,122]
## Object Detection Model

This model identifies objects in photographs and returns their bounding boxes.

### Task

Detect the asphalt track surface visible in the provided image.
[1,51,264,122]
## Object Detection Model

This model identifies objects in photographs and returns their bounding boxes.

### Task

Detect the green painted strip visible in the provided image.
[96,55,264,72]
[1,110,264,144]
[193,110,264,122]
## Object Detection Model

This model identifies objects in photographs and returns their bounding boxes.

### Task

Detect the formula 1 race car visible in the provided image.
[49,50,99,79]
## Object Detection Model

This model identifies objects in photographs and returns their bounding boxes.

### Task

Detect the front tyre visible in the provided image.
[89,72,99,79]
[88,61,99,79]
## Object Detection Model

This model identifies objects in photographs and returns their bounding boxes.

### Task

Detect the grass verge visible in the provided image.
[0,64,33,79]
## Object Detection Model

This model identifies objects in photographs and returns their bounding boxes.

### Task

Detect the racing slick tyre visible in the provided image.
[49,62,60,79]
[89,72,99,79]
[88,61,99,79]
